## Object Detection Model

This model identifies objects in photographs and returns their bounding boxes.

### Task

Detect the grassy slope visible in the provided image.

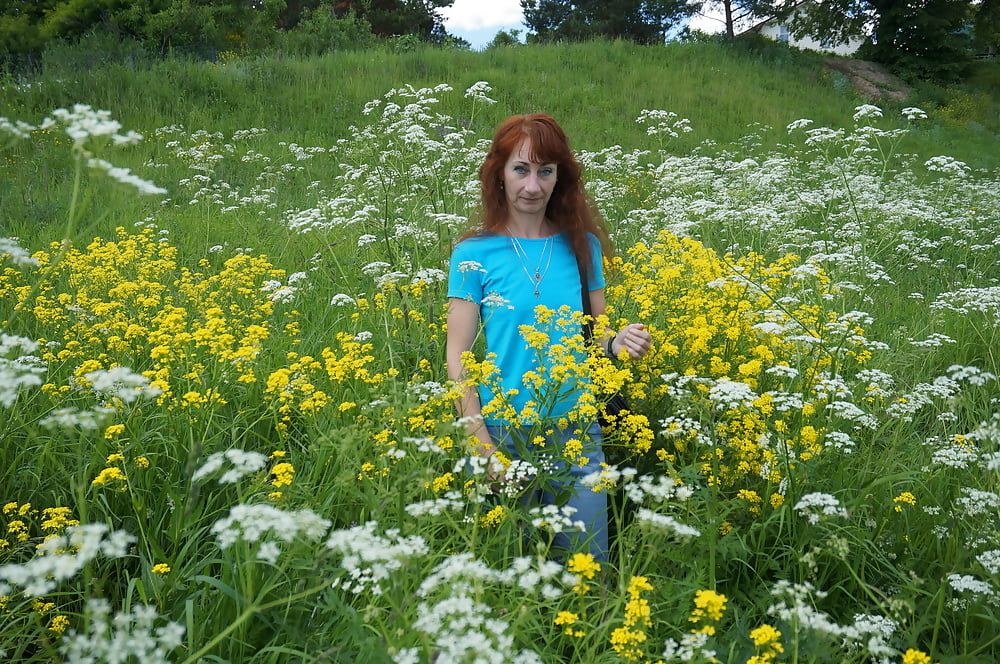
[2,38,998,159]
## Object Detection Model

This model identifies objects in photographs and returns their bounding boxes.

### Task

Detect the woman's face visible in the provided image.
[501,138,558,218]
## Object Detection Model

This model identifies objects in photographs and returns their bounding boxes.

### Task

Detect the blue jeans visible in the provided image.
[485,421,608,562]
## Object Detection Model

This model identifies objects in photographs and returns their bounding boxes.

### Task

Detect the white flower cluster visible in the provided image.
[60,599,185,664]
[852,104,884,124]
[82,366,162,404]
[793,492,849,524]
[661,631,715,663]
[0,333,46,408]
[212,504,331,563]
[327,521,428,595]
[955,488,1000,518]
[946,573,997,609]
[636,109,693,139]
[405,492,466,517]
[40,405,116,431]
[0,237,38,266]
[976,549,1000,575]
[464,81,498,104]
[47,104,143,148]
[636,508,701,539]
[0,524,135,597]
[767,580,898,658]
[930,444,978,469]
[623,473,694,504]
[330,293,357,306]
[87,157,167,195]
[707,378,759,411]
[931,286,1000,321]
[528,504,585,534]
[925,155,970,177]
[192,448,268,484]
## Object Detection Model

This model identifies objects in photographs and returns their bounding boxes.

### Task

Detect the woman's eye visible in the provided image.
[540,168,553,176]
[513,166,527,174]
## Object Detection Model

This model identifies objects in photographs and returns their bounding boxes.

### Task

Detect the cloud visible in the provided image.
[440,0,524,32]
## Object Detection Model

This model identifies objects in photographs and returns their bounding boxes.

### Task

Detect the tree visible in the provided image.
[787,0,977,81]
[521,0,698,44]
[333,0,452,39]
[690,0,777,38]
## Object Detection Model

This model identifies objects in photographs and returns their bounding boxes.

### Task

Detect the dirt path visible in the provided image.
[823,58,911,102]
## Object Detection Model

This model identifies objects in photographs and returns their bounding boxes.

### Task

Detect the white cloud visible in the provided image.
[441,0,524,32]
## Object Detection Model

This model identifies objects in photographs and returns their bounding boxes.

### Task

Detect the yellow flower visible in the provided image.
[134,456,150,469]
[902,649,932,664]
[40,507,78,532]
[103,424,125,440]
[271,462,295,488]
[690,589,728,624]
[152,563,171,575]
[91,467,126,487]
[48,614,70,634]
[750,624,782,647]
[479,505,507,528]
[106,452,125,464]
[769,493,784,509]
[431,472,454,494]
[893,491,917,512]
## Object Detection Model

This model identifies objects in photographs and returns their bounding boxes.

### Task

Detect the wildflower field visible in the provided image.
[1,45,999,663]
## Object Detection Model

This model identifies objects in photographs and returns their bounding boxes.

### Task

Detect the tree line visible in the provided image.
[0,0,457,64]
[521,0,999,80]
[2,0,996,82]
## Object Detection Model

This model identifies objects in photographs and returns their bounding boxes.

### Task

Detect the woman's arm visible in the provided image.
[588,288,651,359]
[445,297,496,458]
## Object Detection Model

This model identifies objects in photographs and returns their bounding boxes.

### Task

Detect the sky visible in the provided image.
[440,0,730,50]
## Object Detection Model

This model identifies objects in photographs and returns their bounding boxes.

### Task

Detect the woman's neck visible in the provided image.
[505,215,554,239]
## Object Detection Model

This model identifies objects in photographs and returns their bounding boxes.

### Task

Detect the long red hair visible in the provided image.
[462,114,613,278]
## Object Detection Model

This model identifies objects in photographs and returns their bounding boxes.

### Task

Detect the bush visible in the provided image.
[273,8,374,56]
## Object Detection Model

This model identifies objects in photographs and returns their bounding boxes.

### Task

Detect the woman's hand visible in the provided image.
[611,323,652,359]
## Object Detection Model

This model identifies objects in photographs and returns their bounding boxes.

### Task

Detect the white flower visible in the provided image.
[83,366,162,403]
[193,449,268,484]
[794,492,849,524]
[458,260,486,273]
[786,118,814,132]
[635,508,701,538]
[327,522,428,596]
[330,293,356,306]
[0,238,38,266]
[0,524,135,597]
[852,104,883,123]
[87,157,167,195]
[212,504,330,560]
[901,107,928,120]
[60,600,185,664]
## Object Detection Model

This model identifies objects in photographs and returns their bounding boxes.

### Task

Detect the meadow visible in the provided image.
[1,40,999,662]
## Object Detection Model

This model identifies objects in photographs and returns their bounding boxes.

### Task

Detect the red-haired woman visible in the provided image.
[445,114,651,562]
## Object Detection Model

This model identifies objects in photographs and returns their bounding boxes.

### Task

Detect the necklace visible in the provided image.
[507,226,554,298]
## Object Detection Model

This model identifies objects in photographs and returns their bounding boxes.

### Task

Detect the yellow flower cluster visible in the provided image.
[746,624,783,664]
[605,230,877,494]
[2,227,283,410]
[555,610,586,638]
[567,552,602,594]
[689,589,728,636]
[479,505,507,528]
[609,575,655,661]
[902,648,933,664]
[2,503,79,548]
[894,491,917,512]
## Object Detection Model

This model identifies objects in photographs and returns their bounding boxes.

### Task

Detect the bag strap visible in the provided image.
[576,255,595,344]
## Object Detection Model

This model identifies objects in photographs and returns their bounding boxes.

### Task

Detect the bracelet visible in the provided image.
[606,335,616,358]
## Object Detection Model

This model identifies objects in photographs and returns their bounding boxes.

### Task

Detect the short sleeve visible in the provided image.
[586,233,606,291]
[447,239,485,303]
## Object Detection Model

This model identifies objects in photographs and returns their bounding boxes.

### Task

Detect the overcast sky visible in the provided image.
[440,0,728,49]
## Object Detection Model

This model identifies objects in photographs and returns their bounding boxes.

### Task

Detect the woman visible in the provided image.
[445,114,651,562]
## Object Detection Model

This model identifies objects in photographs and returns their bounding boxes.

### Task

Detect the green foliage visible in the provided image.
[788,0,983,83]
[486,28,523,50]
[521,0,696,44]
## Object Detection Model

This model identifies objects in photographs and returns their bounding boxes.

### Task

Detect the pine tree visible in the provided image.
[521,0,697,44]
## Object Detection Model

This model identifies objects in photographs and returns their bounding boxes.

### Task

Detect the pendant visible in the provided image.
[534,287,540,298]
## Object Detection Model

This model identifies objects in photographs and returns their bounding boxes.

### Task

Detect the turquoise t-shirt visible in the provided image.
[447,231,605,425]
